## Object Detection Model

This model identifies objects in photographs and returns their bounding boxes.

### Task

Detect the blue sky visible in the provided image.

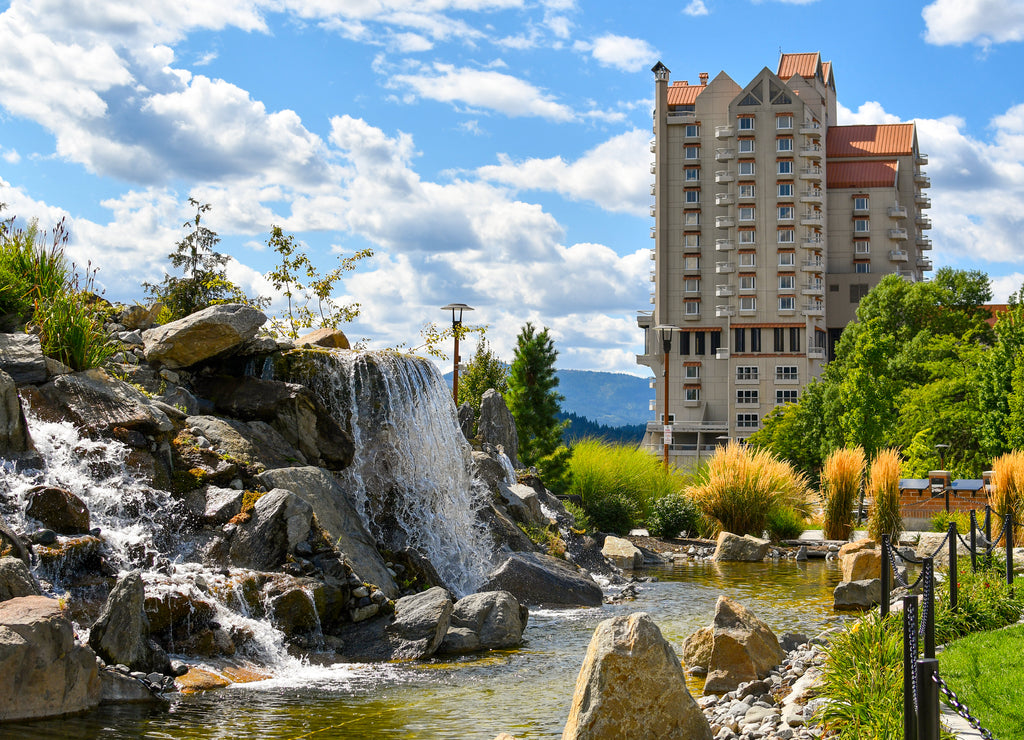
[2,0,1024,375]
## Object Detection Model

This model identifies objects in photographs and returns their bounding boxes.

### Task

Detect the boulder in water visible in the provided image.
[228,488,315,571]
[297,328,350,349]
[562,612,713,740]
[337,586,453,661]
[88,571,170,674]
[477,389,518,468]
[0,368,35,459]
[142,303,267,369]
[483,552,603,607]
[833,578,883,610]
[185,415,304,471]
[0,556,42,602]
[438,590,528,655]
[694,596,786,694]
[39,369,173,437]
[601,536,643,570]
[0,333,47,384]
[0,595,102,721]
[712,531,770,562]
[24,485,90,535]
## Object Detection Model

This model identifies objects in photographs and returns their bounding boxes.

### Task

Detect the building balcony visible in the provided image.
[667,111,696,123]
[802,236,824,248]
[918,257,934,270]
[888,205,908,218]
[715,170,735,184]
[716,239,735,252]
[650,294,655,304]
[716,284,735,297]
[800,167,823,180]
[916,216,933,229]
[800,189,823,204]
[650,227,656,239]
[649,139,656,153]
[802,281,824,295]
[649,205,656,217]
[715,148,736,162]
[716,215,735,228]
[650,164,657,174]
[800,212,823,226]
[915,172,931,187]
[716,262,736,274]
[650,184,656,196]
[808,346,826,360]
[649,249,655,260]
[716,305,736,318]
[800,145,823,159]
[916,193,931,207]
[803,303,824,316]
[716,192,735,206]
[917,236,933,250]
[888,228,908,240]
[716,347,730,360]
[889,249,909,262]
[916,153,929,165]
[801,259,824,272]
[715,125,735,139]
[649,271,656,282]
[800,122,822,137]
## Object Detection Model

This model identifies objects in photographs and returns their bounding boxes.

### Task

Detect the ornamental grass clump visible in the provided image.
[688,442,810,537]
[866,448,903,544]
[819,446,865,541]
[990,450,1024,531]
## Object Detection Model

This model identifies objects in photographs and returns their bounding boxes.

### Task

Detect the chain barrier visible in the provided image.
[885,537,924,590]
[931,672,998,740]
[908,614,920,715]
[920,561,933,640]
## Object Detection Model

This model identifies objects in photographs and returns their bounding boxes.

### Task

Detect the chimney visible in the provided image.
[699,72,709,86]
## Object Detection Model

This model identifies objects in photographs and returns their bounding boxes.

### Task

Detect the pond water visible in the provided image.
[9,559,846,740]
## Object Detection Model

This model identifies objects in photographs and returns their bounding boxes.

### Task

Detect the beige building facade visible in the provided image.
[637,52,930,463]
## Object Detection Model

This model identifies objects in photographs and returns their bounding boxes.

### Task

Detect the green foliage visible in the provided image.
[646,492,701,538]
[560,411,645,445]
[934,559,1024,644]
[930,510,971,534]
[820,447,865,541]
[765,506,806,541]
[535,444,573,495]
[517,522,566,558]
[144,199,266,321]
[264,225,371,338]
[814,612,905,740]
[35,270,115,371]
[562,500,592,534]
[457,338,508,416]
[506,322,567,467]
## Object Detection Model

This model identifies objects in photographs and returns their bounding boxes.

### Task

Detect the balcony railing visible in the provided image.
[649,139,656,153]
[889,249,909,262]
[650,164,656,174]
[802,281,824,295]
[803,303,824,316]
[916,216,932,229]
[888,228,908,240]
[802,236,824,247]
[716,284,735,297]
[808,346,826,359]
[715,148,736,161]
[888,205,908,218]
[801,259,824,272]
[650,227,656,238]
[666,110,696,122]
[800,167,823,179]
[800,212,823,225]
[715,239,735,251]
[716,262,736,274]
[800,122,822,136]
[917,237,932,250]
[715,125,735,138]
[915,173,931,187]
[800,145,823,158]
[916,193,931,207]
[650,184,656,195]
[716,305,736,318]
[715,170,734,183]
[917,257,933,270]
[716,216,735,228]
[916,153,929,165]
[648,249,655,260]
[716,193,735,206]
[649,205,656,217]
[800,189,823,203]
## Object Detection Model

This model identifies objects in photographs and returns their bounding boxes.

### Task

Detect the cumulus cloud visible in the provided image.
[575,34,658,72]
[683,1,709,16]
[836,101,902,125]
[923,0,1024,47]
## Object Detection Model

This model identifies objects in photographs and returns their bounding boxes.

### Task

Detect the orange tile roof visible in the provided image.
[667,82,705,106]
[827,124,915,158]
[827,160,898,189]
[822,61,833,85]
[777,53,821,80]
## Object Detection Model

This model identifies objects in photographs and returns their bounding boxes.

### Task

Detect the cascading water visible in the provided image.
[274,350,495,597]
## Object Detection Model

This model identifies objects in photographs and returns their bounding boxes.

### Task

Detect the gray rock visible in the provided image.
[24,485,90,535]
[477,389,519,468]
[142,303,267,369]
[498,482,548,526]
[437,591,528,654]
[158,386,202,416]
[483,552,603,607]
[119,304,161,331]
[38,369,173,436]
[713,532,770,562]
[457,402,474,439]
[702,596,786,694]
[0,333,47,384]
[338,586,453,661]
[186,415,304,470]
[228,489,314,571]
[0,556,42,601]
[257,466,398,597]
[472,450,511,492]
[99,668,162,704]
[0,368,34,457]
[202,486,245,525]
[88,571,168,674]
[602,535,644,570]
[833,578,883,610]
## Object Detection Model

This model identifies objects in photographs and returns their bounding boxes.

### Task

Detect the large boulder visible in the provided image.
[142,304,267,369]
[186,415,305,471]
[297,328,350,349]
[562,612,713,740]
[0,596,101,721]
[483,552,603,607]
[88,571,169,674]
[24,486,90,535]
[681,626,713,674]
[712,531,770,562]
[498,483,548,527]
[840,548,886,582]
[438,591,529,655]
[601,536,643,570]
[228,489,315,571]
[338,586,453,662]
[694,596,786,694]
[477,389,519,468]
[257,466,398,597]
[192,375,353,470]
[833,578,883,610]
[0,557,41,602]
[0,368,34,458]
[38,369,173,436]
[0,333,47,385]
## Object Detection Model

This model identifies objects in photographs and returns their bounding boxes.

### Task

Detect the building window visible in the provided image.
[685,189,701,204]
[850,283,870,302]
[684,256,700,270]
[685,145,700,160]
[778,251,795,266]
[684,364,700,379]
[778,274,795,290]
[685,387,701,402]
[777,115,793,130]
[855,240,871,254]
[738,116,755,131]
[685,124,700,137]
[777,228,795,243]
[684,278,700,292]
[773,328,784,352]
[710,330,721,354]
[739,184,755,199]
[776,365,798,380]
[684,210,701,225]
[856,262,871,273]
[685,167,700,181]
[685,301,701,316]
[739,275,756,291]
[679,332,690,355]
[739,252,756,267]
[738,161,755,176]
[854,196,869,211]
[737,389,759,405]
[776,389,799,405]
[740,296,756,311]
[739,229,756,244]
[683,232,701,247]
[735,328,745,352]
[777,160,793,175]
[695,331,706,355]
[777,206,794,221]
[854,218,870,233]
[750,328,761,352]
[778,295,795,311]
[778,183,793,197]
[736,365,758,381]
[789,327,801,352]
[739,206,755,221]
[739,138,755,154]
[736,412,760,429]
[777,137,794,152]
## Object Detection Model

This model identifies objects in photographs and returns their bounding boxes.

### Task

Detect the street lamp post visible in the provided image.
[441,303,474,405]
[653,324,678,468]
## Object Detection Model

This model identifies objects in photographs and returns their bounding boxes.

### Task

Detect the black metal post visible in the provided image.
[917,658,941,740]
[881,534,891,618]
[1008,510,1015,589]
[970,509,978,573]
[903,596,918,740]
[948,522,957,612]
[985,505,993,569]
[923,557,935,659]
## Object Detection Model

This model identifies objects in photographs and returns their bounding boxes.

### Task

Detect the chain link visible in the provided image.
[908,617,919,714]
[932,672,998,740]
[921,560,933,639]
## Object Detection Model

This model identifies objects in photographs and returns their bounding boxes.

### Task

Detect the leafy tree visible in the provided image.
[145,198,264,321]
[506,322,568,468]
[264,225,372,338]
[457,338,508,415]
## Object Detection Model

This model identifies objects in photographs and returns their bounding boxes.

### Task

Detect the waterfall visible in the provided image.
[275,350,495,597]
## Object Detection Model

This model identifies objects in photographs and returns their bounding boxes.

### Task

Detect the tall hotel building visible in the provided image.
[638,53,931,462]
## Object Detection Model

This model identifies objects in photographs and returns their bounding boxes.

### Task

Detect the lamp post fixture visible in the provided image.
[441,303,474,405]
[653,324,679,468]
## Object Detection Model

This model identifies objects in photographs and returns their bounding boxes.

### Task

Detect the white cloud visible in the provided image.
[990,273,1024,302]
[836,101,902,125]
[390,32,433,52]
[579,33,658,73]
[923,0,1024,47]
[2,149,20,164]
[476,128,651,215]
[683,1,709,16]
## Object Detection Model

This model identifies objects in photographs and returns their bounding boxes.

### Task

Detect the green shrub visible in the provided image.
[583,492,637,536]
[647,492,700,538]
[934,559,1024,644]
[535,444,573,495]
[562,500,592,533]
[765,506,806,541]
[931,510,971,534]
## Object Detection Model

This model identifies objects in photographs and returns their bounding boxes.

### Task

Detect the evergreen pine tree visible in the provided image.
[506,323,568,468]
[458,338,509,416]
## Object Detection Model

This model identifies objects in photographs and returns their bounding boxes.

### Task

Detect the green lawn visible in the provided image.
[939,623,1024,740]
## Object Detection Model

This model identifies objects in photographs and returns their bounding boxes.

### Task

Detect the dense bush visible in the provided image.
[646,492,701,539]
[935,559,1024,644]
[765,506,806,541]
[931,510,971,534]
[820,446,864,541]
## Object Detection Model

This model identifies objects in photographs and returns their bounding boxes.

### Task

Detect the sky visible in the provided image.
[2,0,1024,377]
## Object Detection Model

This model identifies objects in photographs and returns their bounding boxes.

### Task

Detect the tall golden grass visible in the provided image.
[867,448,903,543]
[688,442,810,537]
[820,447,865,541]
[990,450,1024,531]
